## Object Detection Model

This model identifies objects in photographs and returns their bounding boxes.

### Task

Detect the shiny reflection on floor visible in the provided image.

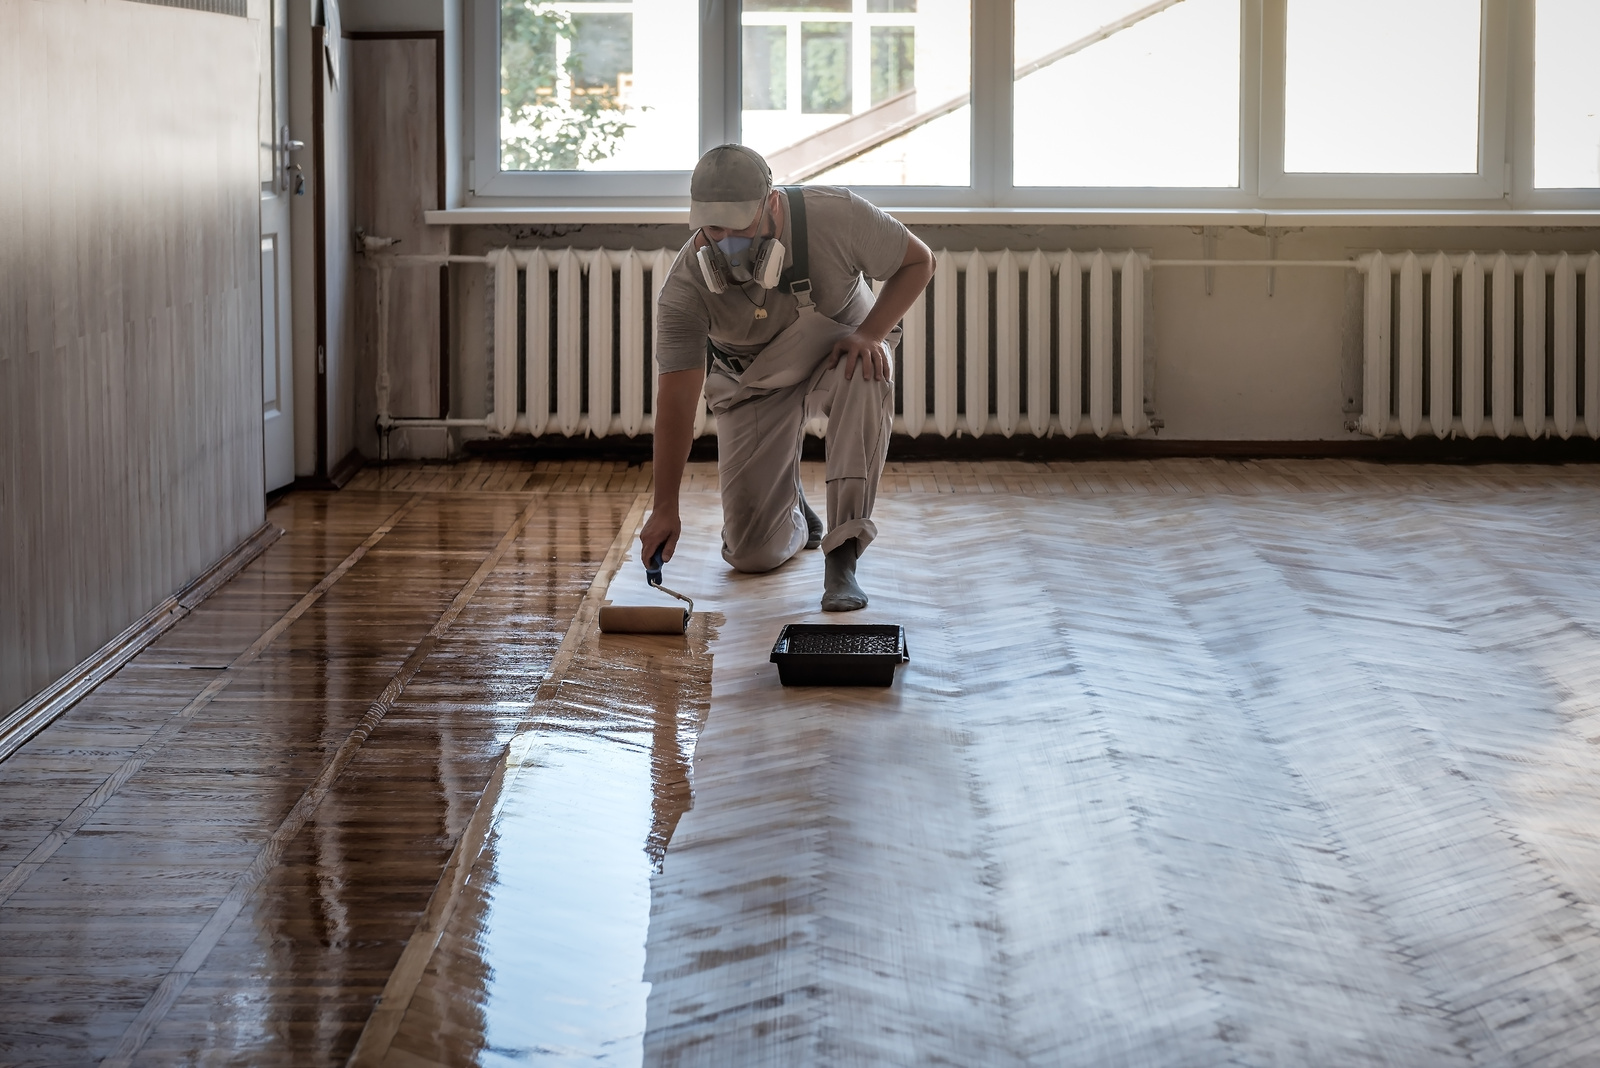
[481,736,653,1062]
[133,493,620,1068]
[387,612,717,1068]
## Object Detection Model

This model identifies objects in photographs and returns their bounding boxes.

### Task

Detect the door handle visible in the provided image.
[277,125,306,193]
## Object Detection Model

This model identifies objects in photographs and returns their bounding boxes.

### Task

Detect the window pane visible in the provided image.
[569,14,630,90]
[499,0,698,173]
[1535,0,1600,188]
[744,25,787,110]
[741,0,970,187]
[1284,0,1480,174]
[871,26,914,105]
[801,22,852,114]
[1013,0,1240,188]
[746,0,850,10]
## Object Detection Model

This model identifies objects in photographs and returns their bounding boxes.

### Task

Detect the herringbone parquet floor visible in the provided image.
[9,460,1600,1067]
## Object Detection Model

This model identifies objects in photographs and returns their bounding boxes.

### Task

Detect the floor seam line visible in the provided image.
[0,493,426,908]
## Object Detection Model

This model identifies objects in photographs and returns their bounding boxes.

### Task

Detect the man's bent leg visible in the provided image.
[715,384,809,573]
[807,362,894,557]
[806,362,893,611]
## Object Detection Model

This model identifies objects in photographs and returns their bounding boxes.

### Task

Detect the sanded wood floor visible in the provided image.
[635,475,1600,1066]
[5,459,1600,1066]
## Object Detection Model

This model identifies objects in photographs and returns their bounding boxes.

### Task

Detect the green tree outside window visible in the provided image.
[500,0,635,172]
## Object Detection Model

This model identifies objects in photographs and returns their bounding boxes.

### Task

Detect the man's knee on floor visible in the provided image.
[721,531,798,574]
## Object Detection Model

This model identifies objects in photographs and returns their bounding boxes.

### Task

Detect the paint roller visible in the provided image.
[597,548,693,634]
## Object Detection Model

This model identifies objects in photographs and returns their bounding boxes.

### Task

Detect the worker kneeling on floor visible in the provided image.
[639,144,936,611]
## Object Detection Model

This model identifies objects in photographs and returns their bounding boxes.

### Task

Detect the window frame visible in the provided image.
[1512,0,1600,207]
[1258,0,1509,203]
[1000,0,1261,208]
[464,0,1600,211]
[470,0,739,200]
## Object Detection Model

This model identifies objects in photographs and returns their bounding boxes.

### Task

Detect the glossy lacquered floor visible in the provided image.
[6,458,1600,1066]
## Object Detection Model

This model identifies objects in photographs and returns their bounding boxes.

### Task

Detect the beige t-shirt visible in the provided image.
[654,186,911,374]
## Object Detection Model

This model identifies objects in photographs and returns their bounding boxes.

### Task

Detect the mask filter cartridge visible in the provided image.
[694,197,785,293]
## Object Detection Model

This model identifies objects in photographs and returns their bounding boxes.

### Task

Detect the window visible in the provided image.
[1259,0,1506,200]
[471,0,1597,209]
[1013,0,1240,188]
[1284,0,1481,174]
[739,0,971,187]
[743,25,788,110]
[497,0,699,174]
[1534,0,1600,189]
[872,26,914,104]
[800,22,851,113]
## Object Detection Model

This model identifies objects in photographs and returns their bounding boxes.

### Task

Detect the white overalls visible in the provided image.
[702,301,896,574]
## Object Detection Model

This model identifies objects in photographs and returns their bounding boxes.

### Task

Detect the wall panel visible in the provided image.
[0,0,264,724]
[351,35,448,459]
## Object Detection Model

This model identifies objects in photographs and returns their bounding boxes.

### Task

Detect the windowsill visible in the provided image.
[424,206,1600,228]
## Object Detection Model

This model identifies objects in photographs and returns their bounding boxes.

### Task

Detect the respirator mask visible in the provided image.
[695,195,785,294]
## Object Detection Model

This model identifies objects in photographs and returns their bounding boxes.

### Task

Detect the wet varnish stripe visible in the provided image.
[133,492,640,1065]
[0,494,424,907]
[97,495,552,1067]
[344,490,652,1067]
[0,487,633,1065]
[368,500,719,1068]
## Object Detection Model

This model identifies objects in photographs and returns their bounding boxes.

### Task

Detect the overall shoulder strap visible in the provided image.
[778,186,812,307]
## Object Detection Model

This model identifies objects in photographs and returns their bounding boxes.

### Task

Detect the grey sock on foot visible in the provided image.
[799,490,823,550]
[821,541,868,612]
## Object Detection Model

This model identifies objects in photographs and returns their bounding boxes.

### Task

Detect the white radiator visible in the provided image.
[485,246,1152,440]
[1360,250,1600,440]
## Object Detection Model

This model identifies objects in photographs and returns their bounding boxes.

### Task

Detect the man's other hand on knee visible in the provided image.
[827,332,892,381]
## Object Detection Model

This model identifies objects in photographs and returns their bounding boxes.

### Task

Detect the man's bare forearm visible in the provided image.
[651,368,706,517]
[855,237,935,346]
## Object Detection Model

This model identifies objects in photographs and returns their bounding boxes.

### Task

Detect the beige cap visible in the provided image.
[689,144,773,230]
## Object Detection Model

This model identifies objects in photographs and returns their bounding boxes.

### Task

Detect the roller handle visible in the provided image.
[646,547,665,587]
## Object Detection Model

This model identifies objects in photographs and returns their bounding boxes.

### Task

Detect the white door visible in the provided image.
[259,0,299,492]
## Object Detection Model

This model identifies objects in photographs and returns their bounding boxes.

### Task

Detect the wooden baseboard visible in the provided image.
[0,522,283,764]
[328,447,365,487]
[290,448,365,492]
[878,435,1600,463]
[461,432,1600,465]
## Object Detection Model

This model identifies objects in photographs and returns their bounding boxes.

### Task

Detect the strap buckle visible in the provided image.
[789,277,814,308]
[707,340,749,376]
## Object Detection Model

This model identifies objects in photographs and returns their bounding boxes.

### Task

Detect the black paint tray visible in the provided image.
[769,624,910,687]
